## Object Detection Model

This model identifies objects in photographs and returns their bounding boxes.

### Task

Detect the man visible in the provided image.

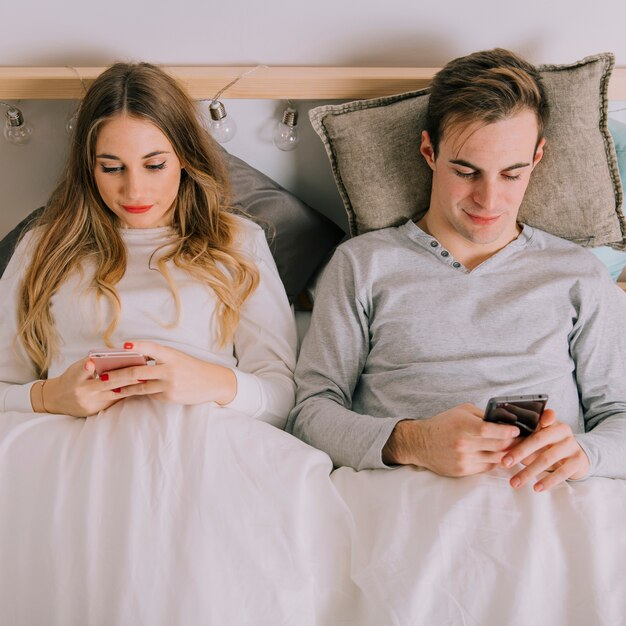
[287,48,626,491]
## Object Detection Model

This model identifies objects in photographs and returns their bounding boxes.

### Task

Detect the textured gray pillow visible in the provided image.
[0,150,344,303]
[310,53,625,248]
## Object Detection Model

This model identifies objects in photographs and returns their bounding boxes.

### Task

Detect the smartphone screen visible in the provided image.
[484,394,548,436]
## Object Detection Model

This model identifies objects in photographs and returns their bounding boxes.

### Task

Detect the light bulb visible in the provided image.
[65,108,79,135]
[207,100,237,143]
[273,107,299,151]
[4,107,32,145]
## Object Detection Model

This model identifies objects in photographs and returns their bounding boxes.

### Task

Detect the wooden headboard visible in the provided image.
[0,66,625,100]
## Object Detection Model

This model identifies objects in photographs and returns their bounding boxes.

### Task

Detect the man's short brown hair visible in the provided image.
[425,48,549,156]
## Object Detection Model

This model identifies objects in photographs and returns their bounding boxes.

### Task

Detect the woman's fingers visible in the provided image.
[122,340,167,364]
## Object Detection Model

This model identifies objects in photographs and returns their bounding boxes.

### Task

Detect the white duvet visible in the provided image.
[1,405,625,626]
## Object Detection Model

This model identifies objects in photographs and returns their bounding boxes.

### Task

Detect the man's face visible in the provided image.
[420,110,545,250]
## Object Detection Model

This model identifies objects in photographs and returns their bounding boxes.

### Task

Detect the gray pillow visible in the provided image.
[310,52,625,248]
[0,150,344,303]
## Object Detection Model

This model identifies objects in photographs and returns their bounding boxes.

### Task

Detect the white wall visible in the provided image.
[2,0,626,237]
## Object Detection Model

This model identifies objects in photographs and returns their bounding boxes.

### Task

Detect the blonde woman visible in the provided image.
[0,62,296,425]
[0,63,356,624]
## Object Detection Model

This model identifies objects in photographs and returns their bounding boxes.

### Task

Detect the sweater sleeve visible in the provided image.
[0,230,39,412]
[570,273,626,479]
[224,226,298,428]
[286,247,404,470]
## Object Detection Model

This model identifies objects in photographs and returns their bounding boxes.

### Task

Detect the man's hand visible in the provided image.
[501,409,590,492]
[382,404,520,477]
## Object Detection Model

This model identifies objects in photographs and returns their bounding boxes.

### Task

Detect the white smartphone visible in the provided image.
[88,349,153,379]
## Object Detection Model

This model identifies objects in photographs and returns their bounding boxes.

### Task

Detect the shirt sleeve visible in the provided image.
[570,274,626,479]
[0,230,39,412]
[224,225,298,428]
[286,247,404,470]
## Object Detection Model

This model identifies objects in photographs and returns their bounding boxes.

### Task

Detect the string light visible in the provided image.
[274,102,299,151]
[1,102,32,145]
[2,65,309,151]
[208,100,237,143]
[206,65,267,144]
[65,66,88,135]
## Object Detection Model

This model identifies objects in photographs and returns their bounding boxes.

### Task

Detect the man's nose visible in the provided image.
[473,178,499,211]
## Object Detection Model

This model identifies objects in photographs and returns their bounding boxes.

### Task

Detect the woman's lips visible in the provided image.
[122,205,153,214]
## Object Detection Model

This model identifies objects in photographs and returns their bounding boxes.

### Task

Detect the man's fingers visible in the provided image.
[477,420,520,440]
[538,408,557,428]
[502,421,569,467]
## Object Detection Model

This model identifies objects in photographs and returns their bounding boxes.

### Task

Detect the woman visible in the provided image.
[0,62,296,426]
[0,64,355,625]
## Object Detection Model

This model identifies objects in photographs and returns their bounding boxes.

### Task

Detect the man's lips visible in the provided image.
[122,205,153,214]
[464,211,501,225]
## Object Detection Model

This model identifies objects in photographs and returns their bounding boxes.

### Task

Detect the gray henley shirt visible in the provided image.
[287,221,626,478]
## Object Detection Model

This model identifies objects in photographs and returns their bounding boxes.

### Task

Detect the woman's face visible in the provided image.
[93,115,183,228]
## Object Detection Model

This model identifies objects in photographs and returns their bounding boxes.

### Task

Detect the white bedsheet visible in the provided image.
[0,401,358,626]
[1,405,625,625]
[332,465,626,626]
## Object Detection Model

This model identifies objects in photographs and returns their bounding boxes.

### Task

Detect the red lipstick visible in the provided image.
[122,205,153,214]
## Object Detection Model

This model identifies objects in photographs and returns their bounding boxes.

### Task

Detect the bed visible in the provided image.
[1,55,626,626]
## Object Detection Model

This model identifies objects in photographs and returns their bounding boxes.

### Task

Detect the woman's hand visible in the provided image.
[33,357,134,417]
[501,409,590,491]
[99,341,237,406]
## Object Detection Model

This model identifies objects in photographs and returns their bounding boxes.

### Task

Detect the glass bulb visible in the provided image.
[65,109,78,135]
[273,107,299,151]
[207,100,237,143]
[4,107,32,145]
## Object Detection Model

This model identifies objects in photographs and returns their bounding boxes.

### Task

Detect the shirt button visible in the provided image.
[453,261,461,268]
[430,240,438,248]
[441,250,449,257]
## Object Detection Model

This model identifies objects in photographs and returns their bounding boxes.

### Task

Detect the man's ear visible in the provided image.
[420,130,437,171]
[532,137,546,168]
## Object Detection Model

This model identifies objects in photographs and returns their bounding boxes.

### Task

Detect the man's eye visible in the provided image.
[454,170,476,179]
[101,165,123,174]
[503,174,521,181]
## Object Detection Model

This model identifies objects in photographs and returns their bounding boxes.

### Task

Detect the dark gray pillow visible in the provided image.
[0,208,43,277]
[221,148,344,302]
[0,150,344,303]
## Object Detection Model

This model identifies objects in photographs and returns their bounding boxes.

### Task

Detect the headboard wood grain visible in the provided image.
[1,66,625,100]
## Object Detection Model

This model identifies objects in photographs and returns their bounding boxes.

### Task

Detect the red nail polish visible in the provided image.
[100,373,109,382]
[112,388,121,393]
[138,379,147,383]
[124,342,134,350]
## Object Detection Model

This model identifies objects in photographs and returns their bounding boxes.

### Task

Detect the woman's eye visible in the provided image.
[101,165,123,174]
[146,162,166,171]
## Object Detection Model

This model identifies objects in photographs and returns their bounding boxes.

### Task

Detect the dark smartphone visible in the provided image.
[484,394,548,436]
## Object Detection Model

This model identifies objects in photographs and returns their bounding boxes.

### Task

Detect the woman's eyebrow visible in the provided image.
[95,150,170,160]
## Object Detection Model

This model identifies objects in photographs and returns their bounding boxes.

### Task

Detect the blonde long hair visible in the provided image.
[18,63,259,377]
